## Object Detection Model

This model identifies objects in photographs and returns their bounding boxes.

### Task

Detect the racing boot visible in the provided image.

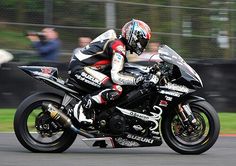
[73,96,95,125]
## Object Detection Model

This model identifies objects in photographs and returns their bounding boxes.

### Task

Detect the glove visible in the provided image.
[142,74,159,88]
[135,74,159,87]
[149,64,160,74]
[135,75,145,86]
[145,74,159,84]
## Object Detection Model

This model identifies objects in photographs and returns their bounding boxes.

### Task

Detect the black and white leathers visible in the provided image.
[68,30,137,106]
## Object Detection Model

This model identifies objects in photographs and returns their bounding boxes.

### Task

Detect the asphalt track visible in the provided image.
[0,133,235,166]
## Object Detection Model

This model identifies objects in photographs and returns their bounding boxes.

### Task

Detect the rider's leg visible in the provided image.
[70,67,122,124]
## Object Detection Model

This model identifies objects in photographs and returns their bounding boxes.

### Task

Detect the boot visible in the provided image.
[73,101,93,124]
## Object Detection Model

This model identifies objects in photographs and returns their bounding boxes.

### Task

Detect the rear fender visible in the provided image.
[19,66,78,94]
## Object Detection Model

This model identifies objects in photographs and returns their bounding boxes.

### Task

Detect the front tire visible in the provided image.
[14,92,77,153]
[161,100,220,154]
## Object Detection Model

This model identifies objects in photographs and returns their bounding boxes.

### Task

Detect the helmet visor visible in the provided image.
[139,38,148,49]
[129,37,149,55]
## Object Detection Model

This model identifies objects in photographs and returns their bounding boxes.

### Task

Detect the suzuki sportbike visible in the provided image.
[14,45,220,154]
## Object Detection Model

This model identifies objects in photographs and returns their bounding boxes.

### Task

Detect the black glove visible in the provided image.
[149,64,160,74]
[135,74,159,87]
[145,74,159,84]
[142,74,159,88]
[135,75,145,86]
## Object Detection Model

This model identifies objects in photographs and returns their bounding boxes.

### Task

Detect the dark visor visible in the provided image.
[139,38,148,49]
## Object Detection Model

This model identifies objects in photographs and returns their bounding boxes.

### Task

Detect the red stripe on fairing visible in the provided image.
[92,59,111,67]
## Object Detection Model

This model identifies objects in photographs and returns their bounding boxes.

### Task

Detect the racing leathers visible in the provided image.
[68,36,142,123]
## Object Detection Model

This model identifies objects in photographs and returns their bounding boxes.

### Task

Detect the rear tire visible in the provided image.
[14,92,77,153]
[161,100,220,154]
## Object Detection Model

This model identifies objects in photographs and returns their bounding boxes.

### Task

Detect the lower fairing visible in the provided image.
[82,133,162,148]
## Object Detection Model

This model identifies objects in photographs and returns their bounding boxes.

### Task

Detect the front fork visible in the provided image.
[177,104,197,131]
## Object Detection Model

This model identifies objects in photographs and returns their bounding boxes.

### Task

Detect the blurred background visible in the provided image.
[0,0,236,112]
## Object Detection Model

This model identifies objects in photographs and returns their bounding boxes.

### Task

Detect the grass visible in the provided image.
[0,109,236,134]
[218,113,236,134]
[0,109,16,132]
[0,27,31,49]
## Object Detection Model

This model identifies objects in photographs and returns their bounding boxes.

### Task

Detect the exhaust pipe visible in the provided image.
[46,104,94,138]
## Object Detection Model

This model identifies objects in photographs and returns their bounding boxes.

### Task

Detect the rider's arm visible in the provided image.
[110,40,137,85]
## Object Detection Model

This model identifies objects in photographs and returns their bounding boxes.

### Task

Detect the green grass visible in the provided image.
[0,27,31,49]
[218,113,236,134]
[0,109,236,134]
[0,109,16,132]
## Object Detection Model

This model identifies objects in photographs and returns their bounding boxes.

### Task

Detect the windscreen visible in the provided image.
[158,45,203,88]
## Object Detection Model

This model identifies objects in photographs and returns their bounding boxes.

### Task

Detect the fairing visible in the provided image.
[158,45,203,89]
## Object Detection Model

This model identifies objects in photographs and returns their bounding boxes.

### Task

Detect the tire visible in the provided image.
[161,100,220,154]
[14,92,77,153]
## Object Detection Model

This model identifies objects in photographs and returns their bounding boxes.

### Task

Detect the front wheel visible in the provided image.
[161,100,220,154]
[14,93,77,153]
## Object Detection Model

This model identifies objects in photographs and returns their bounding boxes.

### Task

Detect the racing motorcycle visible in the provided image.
[14,45,220,154]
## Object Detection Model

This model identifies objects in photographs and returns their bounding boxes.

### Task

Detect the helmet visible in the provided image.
[122,19,151,55]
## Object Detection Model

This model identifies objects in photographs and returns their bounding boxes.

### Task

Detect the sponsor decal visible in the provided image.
[127,134,154,144]
[41,67,52,75]
[115,137,139,147]
[75,72,101,88]
[33,71,51,78]
[159,100,168,107]
[165,83,189,93]
[165,95,173,101]
[129,111,149,120]
[113,53,123,64]
[159,90,182,97]
[116,107,162,131]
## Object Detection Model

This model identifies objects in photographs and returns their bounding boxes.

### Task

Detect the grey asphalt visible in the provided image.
[0,133,235,166]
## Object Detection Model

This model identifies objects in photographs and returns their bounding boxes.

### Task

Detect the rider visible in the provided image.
[68,19,159,124]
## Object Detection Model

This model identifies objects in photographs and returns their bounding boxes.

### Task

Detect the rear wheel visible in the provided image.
[161,100,220,154]
[14,93,77,153]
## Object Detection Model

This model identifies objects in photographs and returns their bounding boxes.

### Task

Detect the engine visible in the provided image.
[96,111,126,135]
[109,114,126,134]
[96,107,154,136]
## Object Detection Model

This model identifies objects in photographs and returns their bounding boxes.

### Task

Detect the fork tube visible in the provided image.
[182,104,197,124]
[177,104,189,125]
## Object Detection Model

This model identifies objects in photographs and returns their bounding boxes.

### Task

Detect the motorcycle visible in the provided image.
[14,45,220,154]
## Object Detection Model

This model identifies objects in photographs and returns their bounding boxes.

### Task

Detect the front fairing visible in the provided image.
[158,45,203,89]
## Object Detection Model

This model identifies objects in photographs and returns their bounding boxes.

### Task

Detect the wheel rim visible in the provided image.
[170,105,212,146]
[23,101,67,146]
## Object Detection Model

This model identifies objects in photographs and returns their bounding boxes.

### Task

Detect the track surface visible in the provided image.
[0,133,235,166]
